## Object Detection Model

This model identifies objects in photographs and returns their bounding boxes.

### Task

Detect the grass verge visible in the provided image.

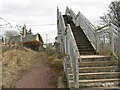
[46,51,67,88]
[2,47,46,88]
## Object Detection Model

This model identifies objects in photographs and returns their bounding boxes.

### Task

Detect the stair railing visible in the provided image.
[96,23,119,58]
[110,24,119,58]
[65,24,80,88]
[57,7,66,53]
[96,27,111,54]
[65,7,76,24]
[57,8,80,88]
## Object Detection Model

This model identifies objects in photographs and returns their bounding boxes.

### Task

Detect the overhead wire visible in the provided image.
[0,16,57,34]
[26,24,56,26]
[0,17,13,30]
[0,17,56,27]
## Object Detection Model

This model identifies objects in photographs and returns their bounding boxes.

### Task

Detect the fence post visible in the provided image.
[75,56,79,88]
[96,32,100,53]
[118,28,120,61]
[109,25,114,54]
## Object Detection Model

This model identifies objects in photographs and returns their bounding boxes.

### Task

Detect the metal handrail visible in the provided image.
[96,23,119,58]
[66,24,80,88]
[57,7,80,87]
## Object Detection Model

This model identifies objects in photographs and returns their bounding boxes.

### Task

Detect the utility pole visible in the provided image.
[4,36,6,44]
[46,33,48,44]
[16,25,22,42]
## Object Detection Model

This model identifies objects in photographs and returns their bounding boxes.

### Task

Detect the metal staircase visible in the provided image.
[63,15,96,55]
[57,7,120,89]
[64,15,119,88]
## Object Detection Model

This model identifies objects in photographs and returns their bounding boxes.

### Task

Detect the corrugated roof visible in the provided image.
[9,34,40,43]
[22,35,36,42]
[9,35,21,43]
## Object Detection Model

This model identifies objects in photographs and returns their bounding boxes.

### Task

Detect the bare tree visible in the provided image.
[28,28,33,35]
[100,0,120,27]
[20,24,33,36]
[5,30,19,39]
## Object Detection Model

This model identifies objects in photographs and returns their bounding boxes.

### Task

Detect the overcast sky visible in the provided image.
[0,0,113,43]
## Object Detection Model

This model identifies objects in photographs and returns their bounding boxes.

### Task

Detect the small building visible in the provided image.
[9,33,43,50]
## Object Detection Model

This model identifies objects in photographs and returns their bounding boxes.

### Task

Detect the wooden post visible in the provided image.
[96,33,99,52]
[75,57,79,88]
[118,28,120,61]
[109,25,114,54]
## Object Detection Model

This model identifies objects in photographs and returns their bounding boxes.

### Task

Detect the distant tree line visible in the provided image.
[21,24,33,36]
[5,30,19,39]
[100,0,120,27]
[4,24,33,40]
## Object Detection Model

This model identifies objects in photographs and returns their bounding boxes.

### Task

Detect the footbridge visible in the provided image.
[57,7,120,88]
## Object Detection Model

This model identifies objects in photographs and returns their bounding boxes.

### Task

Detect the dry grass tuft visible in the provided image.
[2,47,44,88]
[47,54,63,74]
[46,52,67,88]
[2,45,66,88]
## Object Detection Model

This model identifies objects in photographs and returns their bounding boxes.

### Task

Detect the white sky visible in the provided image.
[0,0,113,43]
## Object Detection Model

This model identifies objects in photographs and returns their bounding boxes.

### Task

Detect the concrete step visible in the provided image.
[73,32,85,35]
[68,74,74,80]
[69,78,120,88]
[68,66,119,73]
[74,33,87,36]
[79,78,120,83]
[80,55,111,61]
[79,61,118,67]
[75,38,88,41]
[79,72,120,80]
[73,31,85,35]
[77,46,94,50]
[77,45,93,50]
[79,66,119,73]
[79,48,95,51]
[76,41,90,44]
[79,78,120,87]
[76,43,92,46]
[69,72,120,80]
[69,80,75,88]
[79,51,96,55]
[77,44,91,46]
[92,86,120,89]
[74,34,87,36]
[66,68,75,88]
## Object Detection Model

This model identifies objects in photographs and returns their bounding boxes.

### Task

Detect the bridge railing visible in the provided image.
[65,7,76,24]
[110,24,119,58]
[96,28,111,54]
[96,24,119,58]
[57,7,66,53]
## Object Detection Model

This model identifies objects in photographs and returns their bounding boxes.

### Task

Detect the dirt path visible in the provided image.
[16,56,56,88]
